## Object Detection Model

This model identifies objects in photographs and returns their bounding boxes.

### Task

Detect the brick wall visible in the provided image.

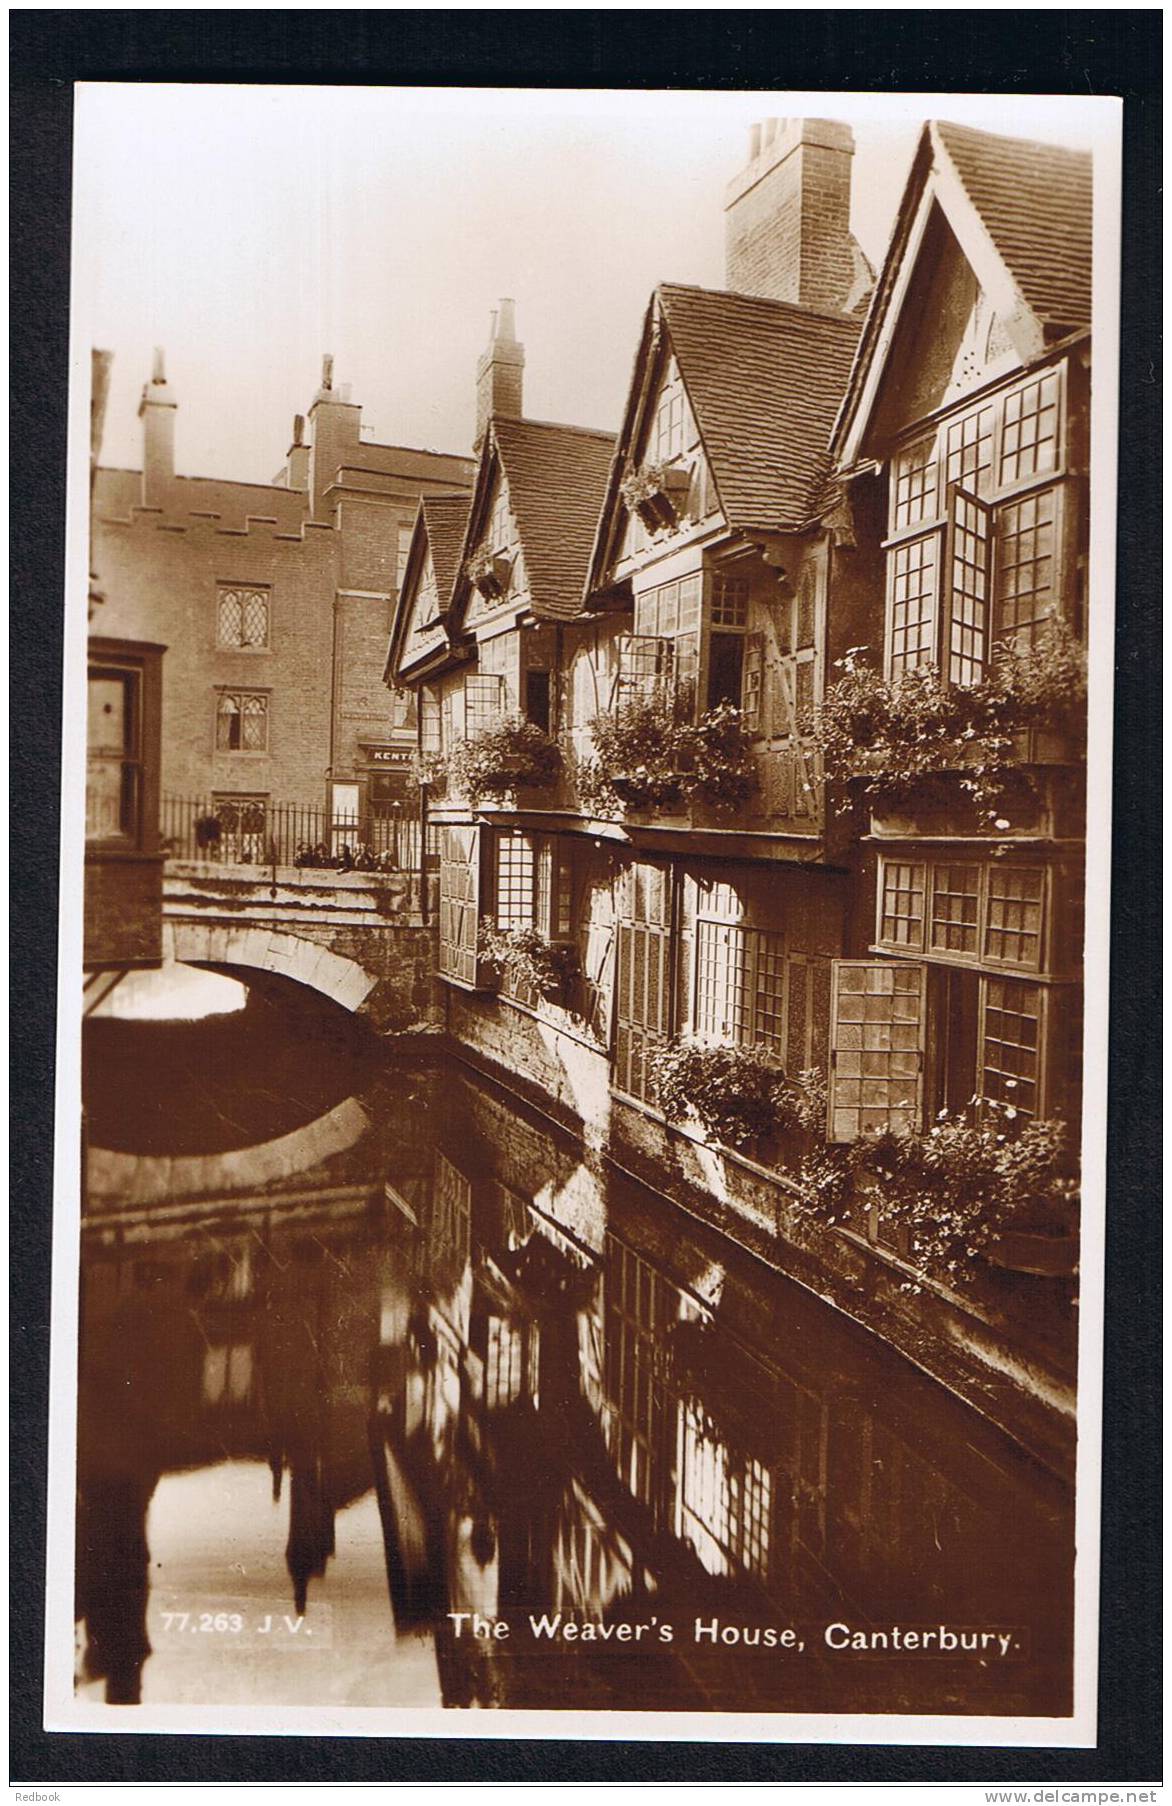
[93,499,338,811]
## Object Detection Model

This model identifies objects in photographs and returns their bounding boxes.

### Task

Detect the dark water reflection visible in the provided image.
[78,982,1074,1716]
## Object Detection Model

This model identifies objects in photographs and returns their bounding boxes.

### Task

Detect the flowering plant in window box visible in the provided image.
[465,547,513,599]
[584,697,757,815]
[649,1042,826,1152]
[811,615,1087,823]
[478,919,579,1004]
[448,715,562,804]
[619,460,692,531]
[408,750,449,794]
[842,1102,1078,1292]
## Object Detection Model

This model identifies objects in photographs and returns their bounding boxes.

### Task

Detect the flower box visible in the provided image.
[985,1228,1080,1278]
[620,462,692,531]
[467,552,512,599]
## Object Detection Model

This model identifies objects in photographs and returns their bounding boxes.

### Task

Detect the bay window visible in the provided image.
[884,363,1071,682]
[876,855,1047,973]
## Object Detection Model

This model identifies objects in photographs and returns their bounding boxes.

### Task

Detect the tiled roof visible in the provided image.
[493,416,617,619]
[657,284,861,530]
[421,494,472,607]
[934,121,1092,331]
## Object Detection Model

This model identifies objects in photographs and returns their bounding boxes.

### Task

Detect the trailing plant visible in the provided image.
[678,701,759,808]
[448,715,562,803]
[649,1042,827,1152]
[584,697,757,814]
[619,460,691,530]
[466,546,512,598]
[478,919,579,1002]
[843,1101,1077,1292]
[811,614,1087,822]
[409,749,448,793]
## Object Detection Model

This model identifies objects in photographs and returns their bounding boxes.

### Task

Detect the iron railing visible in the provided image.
[160,795,438,872]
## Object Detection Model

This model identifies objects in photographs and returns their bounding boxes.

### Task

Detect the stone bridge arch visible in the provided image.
[166,920,379,1016]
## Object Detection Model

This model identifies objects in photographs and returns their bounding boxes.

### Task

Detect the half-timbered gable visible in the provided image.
[386,492,472,688]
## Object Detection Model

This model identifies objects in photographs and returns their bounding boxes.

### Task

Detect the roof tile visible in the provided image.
[656,284,861,530]
[934,122,1092,331]
[492,417,617,619]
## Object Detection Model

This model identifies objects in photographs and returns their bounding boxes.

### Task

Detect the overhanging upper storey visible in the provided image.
[585,283,861,604]
[833,121,1092,472]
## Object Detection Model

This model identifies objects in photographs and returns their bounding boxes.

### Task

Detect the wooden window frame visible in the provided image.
[874,855,1051,975]
[883,362,1072,678]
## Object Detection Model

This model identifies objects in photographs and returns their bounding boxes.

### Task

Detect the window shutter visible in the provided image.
[438,825,483,987]
[827,960,926,1143]
[741,632,764,736]
[944,485,994,687]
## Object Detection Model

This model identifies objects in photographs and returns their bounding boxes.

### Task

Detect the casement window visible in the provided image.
[876,855,1048,973]
[464,671,504,737]
[828,957,1055,1140]
[827,961,927,1143]
[693,920,829,1072]
[710,572,750,628]
[87,665,142,843]
[216,585,269,649]
[616,632,675,705]
[885,365,1071,675]
[614,861,673,1103]
[216,690,268,752]
[653,388,685,464]
[419,686,442,755]
[437,825,484,986]
[494,829,572,937]
[487,480,512,553]
[998,371,1060,486]
[980,976,1042,1116]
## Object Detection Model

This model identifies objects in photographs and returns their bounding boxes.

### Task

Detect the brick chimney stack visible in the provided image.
[475,298,524,449]
[724,118,872,313]
[307,353,361,517]
[138,346,177,507]
[285,414,310,491]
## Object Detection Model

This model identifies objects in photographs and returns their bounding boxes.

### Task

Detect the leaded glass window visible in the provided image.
[217,586,269,648]
[216,691,268,752]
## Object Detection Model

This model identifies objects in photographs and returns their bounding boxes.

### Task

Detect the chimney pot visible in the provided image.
[151,346,166,385]
[292,413,305,447]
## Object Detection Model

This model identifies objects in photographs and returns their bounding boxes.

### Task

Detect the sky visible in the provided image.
[74,86,1106,487]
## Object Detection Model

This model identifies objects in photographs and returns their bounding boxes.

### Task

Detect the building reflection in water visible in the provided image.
[77,995,1074,1715]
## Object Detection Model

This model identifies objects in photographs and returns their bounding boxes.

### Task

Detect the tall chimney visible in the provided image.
[724,119,871,313]
[307,353,361,517]
[138,346,177,507]
[475,298,524,450]
[285,414,310,490]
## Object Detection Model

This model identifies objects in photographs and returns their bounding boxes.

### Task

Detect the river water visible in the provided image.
[77,969,1074,1719]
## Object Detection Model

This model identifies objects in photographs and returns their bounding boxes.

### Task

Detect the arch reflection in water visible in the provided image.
[77,1005,1073,1716]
